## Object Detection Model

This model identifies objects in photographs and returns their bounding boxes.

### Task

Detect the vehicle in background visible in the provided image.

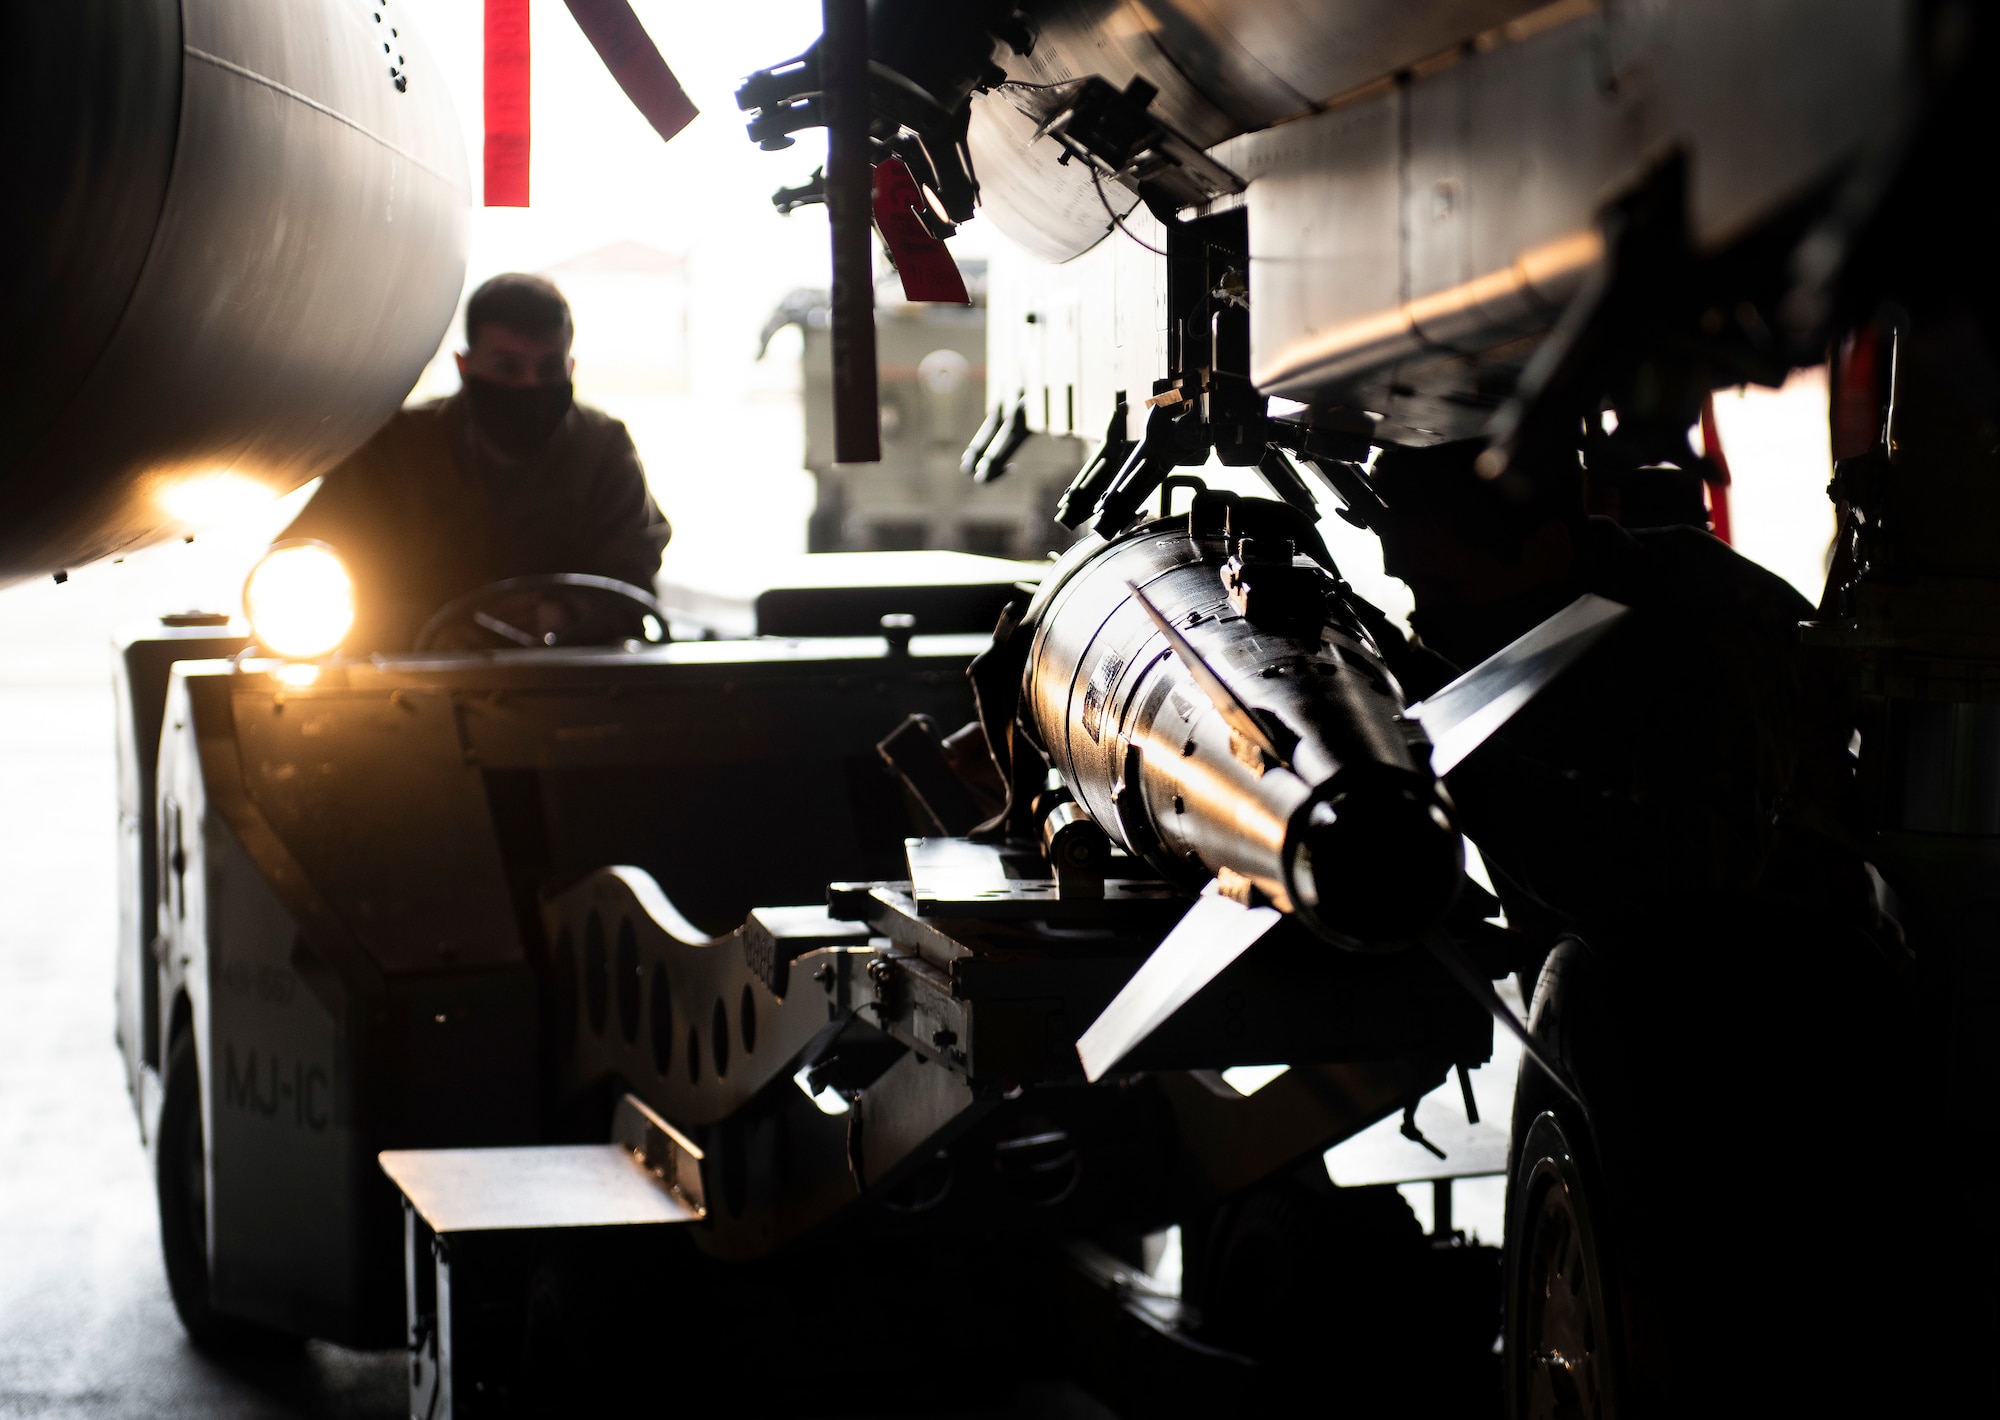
[760,270,1084,558]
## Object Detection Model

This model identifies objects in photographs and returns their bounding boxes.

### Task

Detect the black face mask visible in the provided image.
[463,376,574,460]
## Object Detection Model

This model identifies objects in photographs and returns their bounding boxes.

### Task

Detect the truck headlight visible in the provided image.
[243,540,354,660]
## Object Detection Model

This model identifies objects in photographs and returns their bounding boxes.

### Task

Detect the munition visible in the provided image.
[1016,491,1464,949]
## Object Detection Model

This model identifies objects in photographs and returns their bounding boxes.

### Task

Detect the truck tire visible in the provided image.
[156,1029,298,1353]
[1507,918,1918,1418]
[1505,1109,1623,1419]
[1503,938,1644,1420]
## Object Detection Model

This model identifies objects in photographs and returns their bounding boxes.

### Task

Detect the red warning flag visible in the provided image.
[1698,391,1734,546]
[872,159,970,305]
[1830,325,1885,460]
[484,0,531,206]
[563,0,699,143]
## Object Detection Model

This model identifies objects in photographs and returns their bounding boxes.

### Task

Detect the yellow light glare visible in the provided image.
[159,471,276,528]
[243,541,354,660]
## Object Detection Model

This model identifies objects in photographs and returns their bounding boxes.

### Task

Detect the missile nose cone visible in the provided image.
[1294,780,1462,949]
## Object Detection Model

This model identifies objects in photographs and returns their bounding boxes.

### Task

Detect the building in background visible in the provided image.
[543,240,691,393]
[763,266,1084,558]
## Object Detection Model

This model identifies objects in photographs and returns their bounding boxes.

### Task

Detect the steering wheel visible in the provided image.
[413,573,669,652]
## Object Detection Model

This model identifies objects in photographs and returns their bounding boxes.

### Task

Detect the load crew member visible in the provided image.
[1359,438,1873,939]
[1357,437,1907,1413]
[280,272,670,652]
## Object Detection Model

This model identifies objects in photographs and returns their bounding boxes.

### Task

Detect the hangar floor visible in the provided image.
[0,573,1114,1419]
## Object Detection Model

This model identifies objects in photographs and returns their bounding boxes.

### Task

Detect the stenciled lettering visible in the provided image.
[219,1041,331,1131]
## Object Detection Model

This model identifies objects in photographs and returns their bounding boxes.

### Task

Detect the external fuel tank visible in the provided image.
[2,0,468,584]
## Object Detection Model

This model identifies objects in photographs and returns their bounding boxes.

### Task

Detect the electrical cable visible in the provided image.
[1085,161,1168,257]
[991,78,1172,256]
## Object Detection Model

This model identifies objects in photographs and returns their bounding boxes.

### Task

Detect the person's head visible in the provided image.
[1369,439,1584,608]
[455,273,574,389]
